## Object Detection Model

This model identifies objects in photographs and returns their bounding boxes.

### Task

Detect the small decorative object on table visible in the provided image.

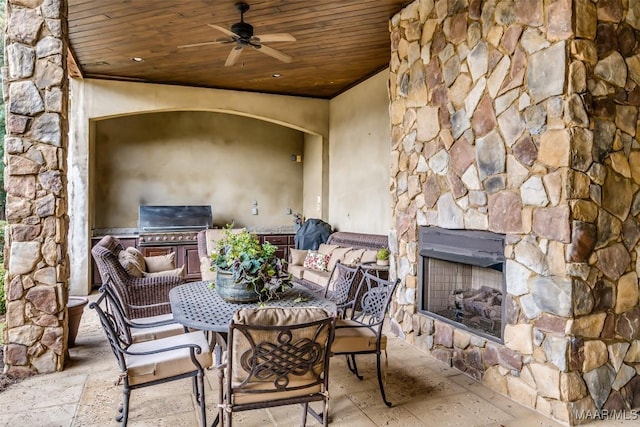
[209,227,291,303]
[376,247,390,266]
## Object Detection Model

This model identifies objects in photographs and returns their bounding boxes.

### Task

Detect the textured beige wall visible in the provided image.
[302,133,323,220]
[94,111,304,228]
[328,70,391,234]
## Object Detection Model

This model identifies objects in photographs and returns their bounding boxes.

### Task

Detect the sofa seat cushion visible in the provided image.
[302,269,331,289]
[288,264,306,279]
[332,319,387,353]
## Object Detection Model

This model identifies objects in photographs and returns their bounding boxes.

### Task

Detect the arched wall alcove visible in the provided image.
[69,78,330,295]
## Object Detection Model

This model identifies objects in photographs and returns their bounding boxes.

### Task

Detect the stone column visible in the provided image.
[3,0,69,374]
[388,0,640,424]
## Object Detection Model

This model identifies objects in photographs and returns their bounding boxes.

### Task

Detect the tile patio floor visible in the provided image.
[0,293,637,427]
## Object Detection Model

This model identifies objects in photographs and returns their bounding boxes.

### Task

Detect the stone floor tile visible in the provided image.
[402,391,513,426]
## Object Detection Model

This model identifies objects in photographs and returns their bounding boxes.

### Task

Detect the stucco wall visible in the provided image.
[94,111,304,228]
[302,133,323,220]
[328,70,392,234]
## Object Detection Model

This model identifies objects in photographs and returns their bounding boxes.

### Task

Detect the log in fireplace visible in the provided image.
[418,226,505,341]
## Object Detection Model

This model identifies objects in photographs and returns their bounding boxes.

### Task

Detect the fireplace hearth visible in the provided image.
[418,227,505,341]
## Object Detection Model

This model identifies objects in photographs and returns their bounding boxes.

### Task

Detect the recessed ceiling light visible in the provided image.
[272,73,281,78]
[131,57,144,62]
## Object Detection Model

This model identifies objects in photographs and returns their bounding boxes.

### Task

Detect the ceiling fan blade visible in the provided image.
[208,23,237,38]
[177,39,230,49]
[254,44,293,63]
[253,33,296,43]
[225,46,244,67]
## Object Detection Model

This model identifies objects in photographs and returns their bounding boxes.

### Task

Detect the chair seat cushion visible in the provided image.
[126,331,212,386]
[231,381,323,405]
[331,319,387,353]
[130,314,185,343]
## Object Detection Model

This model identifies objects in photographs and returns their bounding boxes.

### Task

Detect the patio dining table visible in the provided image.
[169,280,337,363]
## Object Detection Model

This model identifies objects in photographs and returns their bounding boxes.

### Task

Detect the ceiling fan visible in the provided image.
[178,2,296,67]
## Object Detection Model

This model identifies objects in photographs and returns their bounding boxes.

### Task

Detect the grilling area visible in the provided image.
[4,1,640,426]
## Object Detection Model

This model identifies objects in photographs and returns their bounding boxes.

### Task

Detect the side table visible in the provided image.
[359,261,389,278]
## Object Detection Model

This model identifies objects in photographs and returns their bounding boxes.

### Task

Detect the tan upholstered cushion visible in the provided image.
[126,331,212,386]
[287,264,305,279]
[289,249,308,266]
[231,307,332,386]
[331,319,387,353]
[343,248,365,266]
[232,382,323,405]
[144,253,176,272]
[130,314,185,343]
[318,243,339,255]
[143,265,184,279]
[302,269,331,289]
[118,247,146,277]
[327,247,351,271]
[361,249,378,264]
[200,256,216,281]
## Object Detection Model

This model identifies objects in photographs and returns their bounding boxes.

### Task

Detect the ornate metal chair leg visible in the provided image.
[196,373,207,427]
[346,354,363,380]
[376,352,392,407]
[301,402,309,426]
[118,388,130,425]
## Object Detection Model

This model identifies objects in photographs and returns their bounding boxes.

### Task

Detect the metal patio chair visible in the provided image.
[214,307,335,427]
[331,270,400,407]
[323,262,362,319]
[90,291,212,426]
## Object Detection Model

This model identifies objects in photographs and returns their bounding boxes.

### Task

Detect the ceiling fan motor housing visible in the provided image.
[231,21,254,40]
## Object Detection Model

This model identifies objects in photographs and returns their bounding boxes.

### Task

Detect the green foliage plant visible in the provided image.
[376,247,390,261]
[209,227,291,301]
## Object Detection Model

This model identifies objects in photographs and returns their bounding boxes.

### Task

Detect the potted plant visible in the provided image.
[376,247,390,266]
[209,227,291,303]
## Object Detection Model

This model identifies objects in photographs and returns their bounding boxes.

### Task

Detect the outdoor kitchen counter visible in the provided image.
[91,225,295,237]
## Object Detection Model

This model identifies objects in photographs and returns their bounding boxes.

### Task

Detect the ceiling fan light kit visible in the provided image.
[178,2,296,67]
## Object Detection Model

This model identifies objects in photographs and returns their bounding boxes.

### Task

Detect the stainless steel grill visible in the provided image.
[138,205,212,246]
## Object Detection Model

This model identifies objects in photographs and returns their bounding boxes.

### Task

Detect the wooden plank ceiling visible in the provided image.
[68,0,412,99]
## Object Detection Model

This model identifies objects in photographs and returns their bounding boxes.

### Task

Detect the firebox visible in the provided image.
[418,226,506,341]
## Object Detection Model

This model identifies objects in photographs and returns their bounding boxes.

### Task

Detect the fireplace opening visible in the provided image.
[418,226,505,341]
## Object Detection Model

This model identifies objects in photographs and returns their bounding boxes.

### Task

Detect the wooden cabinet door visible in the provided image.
[180,245,202,281]
[140,246,176,258]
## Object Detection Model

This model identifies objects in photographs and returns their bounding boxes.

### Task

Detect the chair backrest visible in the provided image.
[98,282,136,344]
[91,235,133,285]
[349,271,400,331]
[324,262,361,316]
[89,293,129,372]
[228,307,334,396]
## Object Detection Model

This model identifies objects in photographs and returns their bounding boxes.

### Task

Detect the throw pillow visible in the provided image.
[327,247,351,271]
[289,249,309,266]
[118,247,146,277]
[343,248,365,266]
[318,243,339,256]
[144,252,176,272]
[361,249,378,264]
[143,265,185,279]
[303,251,330,271]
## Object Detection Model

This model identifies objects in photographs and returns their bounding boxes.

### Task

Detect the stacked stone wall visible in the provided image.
[3,0,69,374]
[388,0,640,424]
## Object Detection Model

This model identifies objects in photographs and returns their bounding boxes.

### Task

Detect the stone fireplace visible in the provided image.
[418,226,505,341]
[387,1,640,425]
